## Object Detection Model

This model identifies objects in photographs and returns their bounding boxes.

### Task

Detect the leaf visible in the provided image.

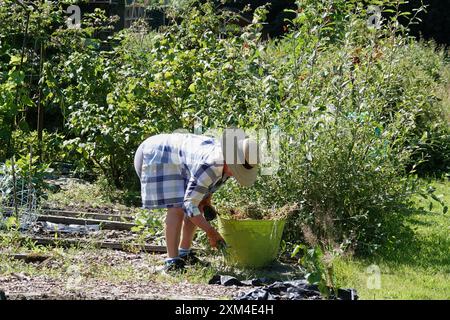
[131,226,142,232]
[18,120,29,131]
[307,271,322,285]
[9,70,25,84]
[318,281,330,298]
[10,55,25,65]
[430,193,443,205]
[291,244,306,258]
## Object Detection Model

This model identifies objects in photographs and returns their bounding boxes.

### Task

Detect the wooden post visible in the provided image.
[36,43,44,161]
[27,145,33,211]
[11,155,19,219]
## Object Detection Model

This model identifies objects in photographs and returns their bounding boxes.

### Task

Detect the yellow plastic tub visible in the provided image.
[218,217,286,268]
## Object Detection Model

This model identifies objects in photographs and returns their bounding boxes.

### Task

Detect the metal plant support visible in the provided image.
[0,1,39,229]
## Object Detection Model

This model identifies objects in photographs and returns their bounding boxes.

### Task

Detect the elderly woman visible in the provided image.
[134,130,259,272]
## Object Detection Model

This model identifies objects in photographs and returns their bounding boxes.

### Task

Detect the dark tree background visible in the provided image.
[216,0,297,37]
[400,0,450,46]
[217,0,450,45]
[81,1,448,44]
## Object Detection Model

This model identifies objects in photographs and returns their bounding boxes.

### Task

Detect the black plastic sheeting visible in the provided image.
[209,275,358,300]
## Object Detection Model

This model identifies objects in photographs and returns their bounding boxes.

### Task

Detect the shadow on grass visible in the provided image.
[362,206,450,272]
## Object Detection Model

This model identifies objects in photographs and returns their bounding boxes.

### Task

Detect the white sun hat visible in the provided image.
[220,129,260,187]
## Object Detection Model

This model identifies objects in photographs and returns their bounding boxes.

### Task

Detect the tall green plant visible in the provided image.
[215,0,447,253]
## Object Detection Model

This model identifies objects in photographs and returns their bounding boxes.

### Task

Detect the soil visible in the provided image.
[0,249,242,300]
[0,273,241,300]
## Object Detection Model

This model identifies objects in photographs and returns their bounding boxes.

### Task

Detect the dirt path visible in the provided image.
[0,274,241,300]
[0,249,243,300]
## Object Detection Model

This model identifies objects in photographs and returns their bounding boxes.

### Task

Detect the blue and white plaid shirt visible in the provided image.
[135,133,228,217]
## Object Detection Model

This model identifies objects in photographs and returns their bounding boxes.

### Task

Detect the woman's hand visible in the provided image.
[206,228,225,248]
[189,214,224,248]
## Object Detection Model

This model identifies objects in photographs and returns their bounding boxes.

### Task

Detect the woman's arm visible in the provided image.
[190,214,224,248]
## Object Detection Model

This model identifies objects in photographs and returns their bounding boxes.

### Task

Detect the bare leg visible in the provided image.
[180,216,197,250]
[165,208,184,258]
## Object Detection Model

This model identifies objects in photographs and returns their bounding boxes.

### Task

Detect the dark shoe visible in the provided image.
[181,251,211,267]
[163,258,186,273]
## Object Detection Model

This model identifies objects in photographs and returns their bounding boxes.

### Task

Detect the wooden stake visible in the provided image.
[37,215,136,231]
[11,155,19,219]
[26,236,167,253]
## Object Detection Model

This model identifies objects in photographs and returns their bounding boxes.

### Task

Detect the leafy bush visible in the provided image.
[0,1,118,168]
[213,0,449,253]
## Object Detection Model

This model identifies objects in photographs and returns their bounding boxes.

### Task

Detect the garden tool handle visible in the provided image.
[203,205,218,221]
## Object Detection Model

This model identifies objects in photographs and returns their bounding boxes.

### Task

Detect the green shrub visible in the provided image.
[214,0,448,253]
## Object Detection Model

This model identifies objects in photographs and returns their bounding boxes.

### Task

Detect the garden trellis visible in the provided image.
[0,161,39,229]
[3,0,41,225]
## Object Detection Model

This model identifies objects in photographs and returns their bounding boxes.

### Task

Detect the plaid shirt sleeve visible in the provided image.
[183,163,222,217]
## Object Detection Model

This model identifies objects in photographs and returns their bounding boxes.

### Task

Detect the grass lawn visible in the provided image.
[334,180,450,299]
